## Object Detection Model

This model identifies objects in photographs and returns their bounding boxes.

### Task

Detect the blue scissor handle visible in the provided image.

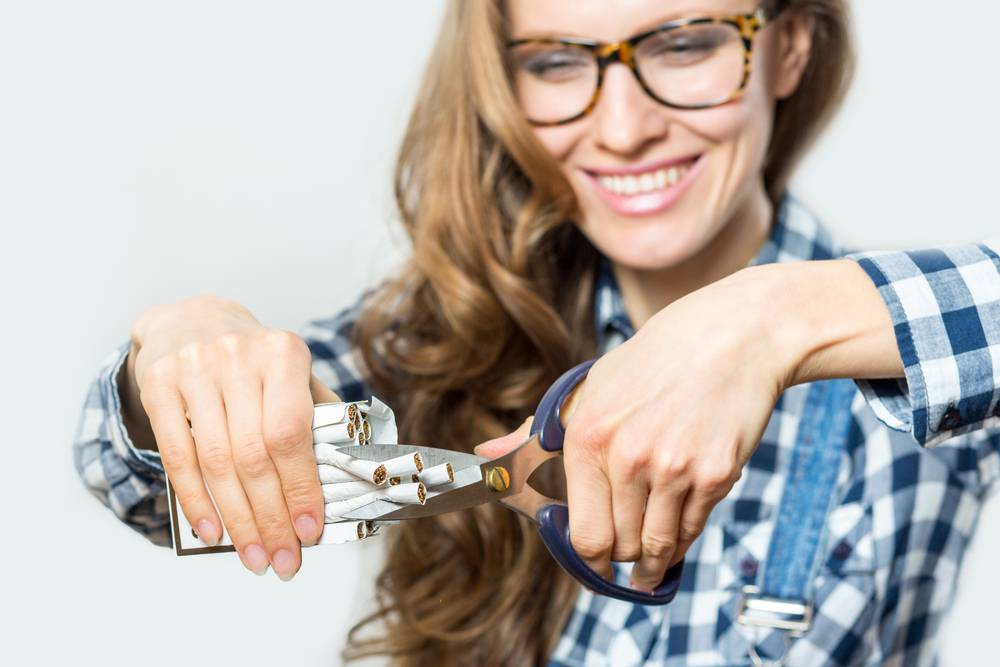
[530,358,683,605]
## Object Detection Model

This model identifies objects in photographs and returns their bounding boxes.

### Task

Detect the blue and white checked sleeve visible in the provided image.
[847,240,1000,446]
[72,293,374,547]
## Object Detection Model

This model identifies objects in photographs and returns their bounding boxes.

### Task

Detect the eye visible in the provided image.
[641,25,734,66]
[514,45,594,82]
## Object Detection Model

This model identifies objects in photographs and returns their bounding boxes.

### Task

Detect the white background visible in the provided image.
[2,1,998,664]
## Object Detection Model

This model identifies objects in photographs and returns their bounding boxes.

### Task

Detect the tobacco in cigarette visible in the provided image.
[317,463,359,484]
[388,476,401,486]
[322,480,381,502]
[382,452,423,476]
[362,419,372,442]
[417,462,454,487]
[346,403,357,423]
[312,421,355,444]
[319,448,388,485]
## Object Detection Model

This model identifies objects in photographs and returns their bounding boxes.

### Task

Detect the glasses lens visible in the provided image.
[509,42,598,124]
[635,22,746,108]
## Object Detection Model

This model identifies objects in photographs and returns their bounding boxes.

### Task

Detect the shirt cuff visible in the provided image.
[847,243,1000,446]
[101,341,164,475]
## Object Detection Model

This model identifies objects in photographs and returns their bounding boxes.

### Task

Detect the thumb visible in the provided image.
[310,374,342,404]
[474,416,534,459]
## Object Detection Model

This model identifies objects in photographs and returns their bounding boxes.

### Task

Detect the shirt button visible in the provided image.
[994,402,1000,419]
[740,557,758,579]
[833,541,852,560]
[938,407,962,432]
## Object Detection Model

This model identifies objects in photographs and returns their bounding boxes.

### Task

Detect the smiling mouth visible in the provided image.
[591,158,697,197]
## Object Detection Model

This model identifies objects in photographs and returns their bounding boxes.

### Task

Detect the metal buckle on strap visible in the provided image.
[737,586,814,636]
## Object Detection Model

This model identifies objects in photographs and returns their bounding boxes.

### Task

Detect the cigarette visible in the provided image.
[364,520,379,536]
[362,419,372,442]
[312,421,355,444]
[388,476,401,486]
[382,452,423,476]
[322,480,381,502]
[316,447,387,485]
[417,462,454,487]
[316,520,368,543]
[317,463,359,484]
[379,482,426,505]
[312,403,348,429]
[324,492,378,522]
[346,403,357,423]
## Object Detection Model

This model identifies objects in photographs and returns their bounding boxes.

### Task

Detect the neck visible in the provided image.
[613,186,774,328]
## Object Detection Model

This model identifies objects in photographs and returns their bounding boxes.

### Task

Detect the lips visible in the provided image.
[581,155,702,217]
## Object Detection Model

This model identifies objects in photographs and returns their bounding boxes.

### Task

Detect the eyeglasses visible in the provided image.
[507,6,780,126]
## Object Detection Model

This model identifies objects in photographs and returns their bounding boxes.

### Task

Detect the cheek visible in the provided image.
[532,125,583,162]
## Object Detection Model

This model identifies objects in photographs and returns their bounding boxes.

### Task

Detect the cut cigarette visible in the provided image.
[312,421,355,444]
[380,481,426,505]
[382,452,423,476]
[324,492,378,522]
[317,463,360,484]
[417,462,454,487]
[322,480,381,502]
[388,476,401,486]
[346,403,357,423]
[352,410,362,431]
[362,419,371,442]
[316,520,369,543]
[316,447,387,485]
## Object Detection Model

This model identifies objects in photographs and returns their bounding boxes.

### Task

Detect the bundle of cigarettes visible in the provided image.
[311,398,456,544]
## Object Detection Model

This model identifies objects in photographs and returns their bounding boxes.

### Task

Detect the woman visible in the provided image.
[74,0,1000,664]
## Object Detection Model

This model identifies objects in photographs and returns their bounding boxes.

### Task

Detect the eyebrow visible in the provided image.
[508,6,733,43]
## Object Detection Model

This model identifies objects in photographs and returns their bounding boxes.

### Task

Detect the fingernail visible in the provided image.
[272,549,297,581]
[242,544,268,575]
[196,519,218,547]
[295,515,318,546]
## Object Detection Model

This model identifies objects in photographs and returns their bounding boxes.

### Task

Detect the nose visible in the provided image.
[590,63,671,157]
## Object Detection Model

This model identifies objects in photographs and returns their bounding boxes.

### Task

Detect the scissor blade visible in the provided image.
[335,443,487,470]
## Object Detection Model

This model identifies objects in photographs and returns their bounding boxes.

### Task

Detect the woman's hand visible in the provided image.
[477,260,899,593]
[126,295,336,580]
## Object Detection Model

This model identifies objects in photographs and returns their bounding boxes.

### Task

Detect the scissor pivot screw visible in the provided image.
[486,466,510,493]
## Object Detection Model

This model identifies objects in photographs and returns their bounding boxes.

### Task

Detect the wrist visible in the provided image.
[756,259,902,387]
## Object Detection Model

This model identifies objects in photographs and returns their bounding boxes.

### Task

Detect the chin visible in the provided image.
[581,211,716,272]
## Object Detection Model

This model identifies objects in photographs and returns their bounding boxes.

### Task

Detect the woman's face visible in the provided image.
[507,0,812,271]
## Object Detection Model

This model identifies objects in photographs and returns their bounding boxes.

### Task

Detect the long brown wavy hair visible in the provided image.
[346,1,854,664]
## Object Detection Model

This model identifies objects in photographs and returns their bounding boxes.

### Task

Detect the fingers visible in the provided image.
[564,423,615,581]
[140,364,222,547]
[262,340,325,550]
[629,483,687,592]
[473,417,534,459]
[310,374,341,404]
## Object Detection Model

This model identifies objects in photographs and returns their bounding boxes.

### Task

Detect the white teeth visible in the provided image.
[595,164,691,196]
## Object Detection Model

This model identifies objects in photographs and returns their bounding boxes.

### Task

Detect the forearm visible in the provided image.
[753,259,904,387]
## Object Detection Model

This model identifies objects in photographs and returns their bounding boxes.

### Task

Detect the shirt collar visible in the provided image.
[594,194,845,348]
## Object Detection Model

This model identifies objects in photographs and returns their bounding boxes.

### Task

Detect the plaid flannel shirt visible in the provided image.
[74,196,1000,665]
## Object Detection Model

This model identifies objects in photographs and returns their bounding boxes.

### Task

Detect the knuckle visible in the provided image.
[696,461,736,495]
[572,532,613,561]
[198,445,234,478]
[656,453,691,480]
[570,419,612,456]
[174,485,206,513]
[235,445,274,479]
[677,523,702,544]
[157,439,189,471]
[263,329,307,357]
[254,511,291,541]
[641,533,676,560]
[613,540,642,563]
[142,357,178,387]
[612,448,649,479]
[215,332,246,357]
[177,341,215,372]
[265,419,309,456]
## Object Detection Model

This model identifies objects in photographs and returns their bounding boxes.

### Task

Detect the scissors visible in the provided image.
[338,359,683,605]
